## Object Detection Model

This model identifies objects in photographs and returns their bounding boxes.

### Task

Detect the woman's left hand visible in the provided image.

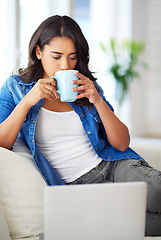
[72,71,101,105]
[72,71,130,152]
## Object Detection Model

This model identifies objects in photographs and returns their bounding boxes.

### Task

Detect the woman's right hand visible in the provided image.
[23,77,59,108]
[0,77,59,149]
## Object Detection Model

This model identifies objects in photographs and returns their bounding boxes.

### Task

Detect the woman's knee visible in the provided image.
[113,159,150,182]
[113,159,161,213]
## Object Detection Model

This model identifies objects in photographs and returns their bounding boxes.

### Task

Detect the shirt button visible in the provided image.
[31,140,34,143]
[32,120,35,123]
[126,156,129,158]
[87,131,91,134]
[108,157,111,160]
[37,107,40,110]
[80,114,83,117]
[95,148,98,151]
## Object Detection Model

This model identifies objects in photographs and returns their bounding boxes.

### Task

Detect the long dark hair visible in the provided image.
[19,15,98,106]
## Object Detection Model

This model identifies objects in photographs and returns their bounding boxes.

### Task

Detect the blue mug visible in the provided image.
[53,70,79,102]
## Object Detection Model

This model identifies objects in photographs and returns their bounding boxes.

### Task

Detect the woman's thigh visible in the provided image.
[112,159,161,213]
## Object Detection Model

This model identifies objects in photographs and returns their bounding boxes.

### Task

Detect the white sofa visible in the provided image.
[0,137,161,240]
[130,137,161,171]
[0,138,46,240]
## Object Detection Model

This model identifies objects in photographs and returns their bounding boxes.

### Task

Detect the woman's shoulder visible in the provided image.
[2,75,36,89]
[2,75,21,86]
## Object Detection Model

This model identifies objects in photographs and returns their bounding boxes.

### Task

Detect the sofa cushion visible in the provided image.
[0,202,11,240]
[0,138,46,239]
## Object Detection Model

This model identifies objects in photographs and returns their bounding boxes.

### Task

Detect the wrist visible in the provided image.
[21,96,33,111]
[94,96,104,108]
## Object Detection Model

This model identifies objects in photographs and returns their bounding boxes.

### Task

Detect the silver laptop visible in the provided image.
[44,182,147,240]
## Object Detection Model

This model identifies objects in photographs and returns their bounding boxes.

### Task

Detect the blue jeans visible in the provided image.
[67,159,161,236]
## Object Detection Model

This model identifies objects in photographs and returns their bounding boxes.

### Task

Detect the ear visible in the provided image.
[35,45,42,60]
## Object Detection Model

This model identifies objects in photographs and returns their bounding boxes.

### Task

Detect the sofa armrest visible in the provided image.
[0,138,46,239]
[130,137,161,171]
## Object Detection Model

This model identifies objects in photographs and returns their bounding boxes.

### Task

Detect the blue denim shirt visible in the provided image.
[0,75,143,185]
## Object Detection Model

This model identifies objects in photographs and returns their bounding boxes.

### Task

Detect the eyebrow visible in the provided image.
[50,51,77,55]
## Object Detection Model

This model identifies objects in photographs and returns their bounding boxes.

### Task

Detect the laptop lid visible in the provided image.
[44,182,147,240]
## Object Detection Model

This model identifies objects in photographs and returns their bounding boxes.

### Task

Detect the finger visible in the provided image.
[75,91,90,99]
[43,90,59,101]
[38,78,59,98]
[75,71,88,80]
[76,86,98,99]
[49,77,57,87]
[38,80,58,100]
[72,84,90,92]
[72,79,90,85]
[38,78,56,87]
[44,85,59,99]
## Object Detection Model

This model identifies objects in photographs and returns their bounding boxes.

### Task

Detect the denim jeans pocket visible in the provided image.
[130,160,160,180]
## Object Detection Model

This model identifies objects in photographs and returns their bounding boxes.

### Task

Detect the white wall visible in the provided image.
[19,0,73,69]
[89,0,133,126]
[0,0,14,83]
[0,0,73,84]
[130,0,161,138]
[145,0,161,137]
[90,0,161,139]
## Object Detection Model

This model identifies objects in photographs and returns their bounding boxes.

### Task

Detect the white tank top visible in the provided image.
[35,107,102,183]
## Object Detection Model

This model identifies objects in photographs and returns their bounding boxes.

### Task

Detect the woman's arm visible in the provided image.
[94,97,129,151]
[73,72,130,152]
[0,99,31,149]
[0,78,59,149]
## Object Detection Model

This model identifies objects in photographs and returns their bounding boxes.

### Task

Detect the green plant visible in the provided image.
[100,38,147,106]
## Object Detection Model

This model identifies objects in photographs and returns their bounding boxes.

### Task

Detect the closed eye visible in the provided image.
[69,53,78,60]
[51,51,78,60]
[69,56,77,60]
[52,56,61,60]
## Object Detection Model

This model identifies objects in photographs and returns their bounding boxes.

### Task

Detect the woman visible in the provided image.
[0,15,160,236]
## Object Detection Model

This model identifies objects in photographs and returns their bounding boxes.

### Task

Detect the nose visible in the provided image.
[60,58,69,70]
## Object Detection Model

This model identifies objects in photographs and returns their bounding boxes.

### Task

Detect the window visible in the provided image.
[0,1,7,84]
[73,0,90,42]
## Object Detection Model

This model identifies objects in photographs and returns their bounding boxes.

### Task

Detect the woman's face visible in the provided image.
[36,37,78,78]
